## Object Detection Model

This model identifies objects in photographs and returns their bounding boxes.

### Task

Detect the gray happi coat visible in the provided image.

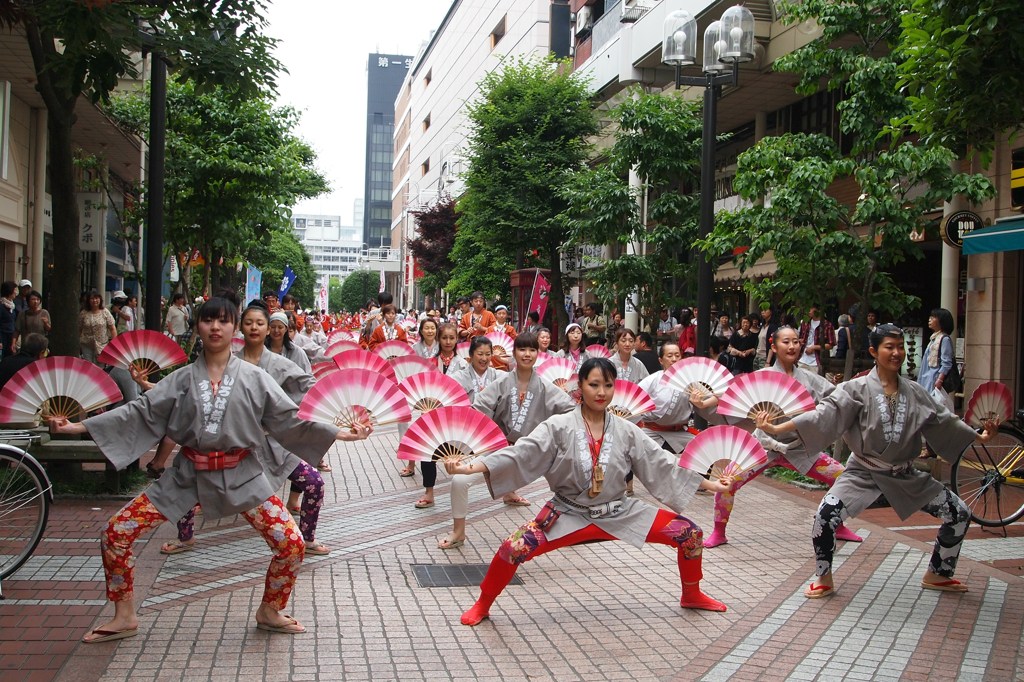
[473,370,576,443]
[484,409,704,547]
[451,365,501,404]
[611,354,649,384]
[84,354,336,522]
[637,370,695,453]
[792,367,976,519]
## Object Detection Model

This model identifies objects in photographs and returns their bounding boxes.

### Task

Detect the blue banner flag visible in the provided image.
[277,265,297,299]
[245,264,262,306]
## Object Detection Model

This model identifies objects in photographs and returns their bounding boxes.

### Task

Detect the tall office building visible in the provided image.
[364,53,412,248]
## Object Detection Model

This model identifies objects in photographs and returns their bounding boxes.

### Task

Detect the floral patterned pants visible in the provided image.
[714,452,845,525]
[478,507,705,602]
[176,463,324,543]
[101,493,304,609]
[812,487,969,577]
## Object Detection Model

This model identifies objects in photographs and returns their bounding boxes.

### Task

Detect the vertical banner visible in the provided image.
[318,275,329,314]
[378,268,386,294]
[245,264,262,305]
[168,254,180,283]
[528,269,551,318]
[277,265,297,299]
[78,193,105,252]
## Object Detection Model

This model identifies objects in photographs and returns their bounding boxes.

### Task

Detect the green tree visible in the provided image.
[561,91,703,332]
[701,0,995,322]
[328,277,344,313]
[457,56,598,332]
[105,78,327,297]
[338,271,379,314]
[897,0,1024,155]
[243,230,317,307]
[2,0,280,356]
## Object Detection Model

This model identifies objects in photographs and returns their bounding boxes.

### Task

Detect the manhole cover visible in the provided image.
[411,563,524,588]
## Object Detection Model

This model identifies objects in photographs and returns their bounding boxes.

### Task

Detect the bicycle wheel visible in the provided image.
[951,426,1024,527]
[0,446,51,579]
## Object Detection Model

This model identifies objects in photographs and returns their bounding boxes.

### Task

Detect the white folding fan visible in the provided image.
[332,349,397,383]
[456,342,471,360]
[677,425,768,479]
[607,380,656,420]
[485,331,516,359]
[373,339,414,361]
[325,339,362,358]
[536,357,578,391]
[97,329,188,375]
[0,356,122,423]
[391,355,438,384]
[585,344,612,359]
[716,372,815,422]
[298,368,410,429]
[966,381,1014,427]
[399,372,471,413]
[662,356,733,398]
[397,406,508,463]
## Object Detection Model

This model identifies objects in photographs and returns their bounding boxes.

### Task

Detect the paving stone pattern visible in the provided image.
[0,425,1021,681]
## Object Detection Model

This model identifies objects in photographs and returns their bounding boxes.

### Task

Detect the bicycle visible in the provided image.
[0,430,53,592]
[950,409,1024,527]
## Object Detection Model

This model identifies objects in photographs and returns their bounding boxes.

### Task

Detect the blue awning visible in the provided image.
[962,216,1024,255]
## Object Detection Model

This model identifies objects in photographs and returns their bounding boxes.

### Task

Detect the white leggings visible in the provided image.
[450,472,486,519]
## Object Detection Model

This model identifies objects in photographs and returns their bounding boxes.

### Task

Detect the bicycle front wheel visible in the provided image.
[951,426,1024,527]
[0,447,50,579]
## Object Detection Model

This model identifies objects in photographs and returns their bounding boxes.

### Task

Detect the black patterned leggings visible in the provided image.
[812,488,970,577]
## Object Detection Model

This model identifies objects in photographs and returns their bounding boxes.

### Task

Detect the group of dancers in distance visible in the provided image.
[46,288,996,642]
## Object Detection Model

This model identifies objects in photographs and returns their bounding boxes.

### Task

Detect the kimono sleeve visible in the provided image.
[545,383,577,415]
[917,384,976,462]
[258,374,337,465]
[83,374,179,470]
[482,419,559,499]
[629,427,702,512]
[790,385,863,455]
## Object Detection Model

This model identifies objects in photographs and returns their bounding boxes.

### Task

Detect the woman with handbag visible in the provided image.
[917,308,957,397]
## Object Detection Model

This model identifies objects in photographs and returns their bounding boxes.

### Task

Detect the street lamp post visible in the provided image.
[663,6,755,357]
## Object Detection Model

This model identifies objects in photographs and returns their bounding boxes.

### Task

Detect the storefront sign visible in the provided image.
[942,210,984,248]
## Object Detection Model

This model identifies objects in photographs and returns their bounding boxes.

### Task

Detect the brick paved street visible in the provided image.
[1,426,1021,681]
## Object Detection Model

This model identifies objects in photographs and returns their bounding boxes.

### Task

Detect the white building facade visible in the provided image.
[291,213,363,283]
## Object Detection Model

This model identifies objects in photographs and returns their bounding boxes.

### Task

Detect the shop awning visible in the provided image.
[962,216,1024,255]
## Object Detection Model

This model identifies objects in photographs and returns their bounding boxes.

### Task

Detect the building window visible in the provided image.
[1012,148,1024,208]
[421,159,430,176]
[490,15,506,49]
[424,69,432,87]
[422,114,431,131]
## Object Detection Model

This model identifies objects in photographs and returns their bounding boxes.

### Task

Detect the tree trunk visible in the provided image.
[548,244,568,337]
[47,113,83,357]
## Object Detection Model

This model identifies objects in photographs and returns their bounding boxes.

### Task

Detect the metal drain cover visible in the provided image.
[411,563,524,588]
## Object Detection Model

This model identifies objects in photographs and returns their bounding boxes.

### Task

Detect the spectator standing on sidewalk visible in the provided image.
[798,305,835,377]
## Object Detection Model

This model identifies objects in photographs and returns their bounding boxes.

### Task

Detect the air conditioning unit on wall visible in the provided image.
[575,6,593,35]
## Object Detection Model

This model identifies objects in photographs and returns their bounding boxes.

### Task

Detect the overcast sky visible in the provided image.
[265,0,452,222]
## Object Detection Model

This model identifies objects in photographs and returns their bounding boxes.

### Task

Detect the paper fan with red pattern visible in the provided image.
[717,372,815,422]
[298,368,410,428]
[0,356,122,423]
[230,337,244,353]
[678,425,768,478]
[585,344,612,359]
[397,406,508,462]
[328,329,358,344]
[374,339,414,361]
[966,381,1014,427]
[399,372,471,413]
[406,332,420,344]
[455,342,471,360]
[391,355,438,384]
[325,339,362,358]
[332,349,397,382]
[662,356,733,398]
[607,380,656,420]
[485,331,516,359]
[536,358,578,392]
[97,330,188,375]
[534,353,553,368]
[311,361,339,380]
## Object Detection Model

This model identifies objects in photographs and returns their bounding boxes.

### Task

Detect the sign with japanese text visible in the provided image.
[78,193,105,252]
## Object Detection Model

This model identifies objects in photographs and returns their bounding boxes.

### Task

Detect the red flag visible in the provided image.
[528,269,550,318]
